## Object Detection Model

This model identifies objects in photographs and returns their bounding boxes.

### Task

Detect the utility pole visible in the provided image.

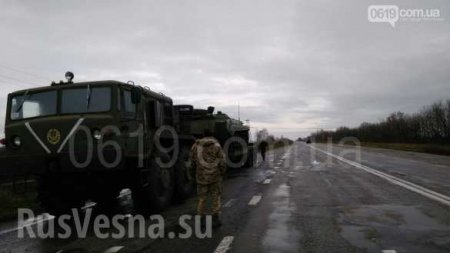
[238,102,240,121]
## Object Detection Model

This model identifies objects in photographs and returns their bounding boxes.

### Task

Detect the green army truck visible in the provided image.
[1,76,254,216]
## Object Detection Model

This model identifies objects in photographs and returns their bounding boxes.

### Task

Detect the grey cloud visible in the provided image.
[0,0,449,140]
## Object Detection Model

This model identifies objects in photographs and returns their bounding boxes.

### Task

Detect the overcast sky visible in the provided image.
[0,0,449,139]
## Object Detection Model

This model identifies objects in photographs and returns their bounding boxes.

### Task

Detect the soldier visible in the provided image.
[190,129,226,227]
[258,140,268,161]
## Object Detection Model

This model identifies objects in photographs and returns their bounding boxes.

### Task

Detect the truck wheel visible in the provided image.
[132,156,174,214]
[174,147,195,200]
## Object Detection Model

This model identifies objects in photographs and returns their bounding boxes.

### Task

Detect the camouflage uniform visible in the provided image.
[190,137,226,215]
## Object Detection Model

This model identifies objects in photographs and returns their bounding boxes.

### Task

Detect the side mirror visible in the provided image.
[131,87,142,104]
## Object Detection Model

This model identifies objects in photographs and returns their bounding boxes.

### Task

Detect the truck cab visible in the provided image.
[3,80,190,215]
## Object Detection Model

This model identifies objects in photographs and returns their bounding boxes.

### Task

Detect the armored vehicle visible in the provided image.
[174,105,254,168]
[1,76,254,215]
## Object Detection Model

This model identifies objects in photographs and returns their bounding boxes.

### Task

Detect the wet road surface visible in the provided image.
[1,142,450,252]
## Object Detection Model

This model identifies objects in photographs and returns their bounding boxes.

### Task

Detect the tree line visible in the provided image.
[256,128,293,148]
[311,99,450,144]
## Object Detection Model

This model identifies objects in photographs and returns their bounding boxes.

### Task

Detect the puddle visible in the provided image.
[340,225,380,252]
[254,169,277,183]
[338,205,450,252]
[340,205,448,230]
[262,184,300,253]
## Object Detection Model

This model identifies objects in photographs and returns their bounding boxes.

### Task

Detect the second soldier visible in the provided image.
[190,129,226,228]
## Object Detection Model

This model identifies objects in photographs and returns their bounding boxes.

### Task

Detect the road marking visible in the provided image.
[323,178,333,187]
[382,250,397,253]
[103,246,124,253]
[310,145,450,207]
[0,179,35,187]
[0,214,54,236]
[223,199,237,208]
[81,201,97,210]
[248,195,262,206]
[263,179,272,184]
[214,236,234,253]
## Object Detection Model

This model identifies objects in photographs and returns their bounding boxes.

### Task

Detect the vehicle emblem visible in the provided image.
[47,129,61,145]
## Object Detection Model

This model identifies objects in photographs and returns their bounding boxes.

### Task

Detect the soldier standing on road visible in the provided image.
[190,129,226,227]
[258,140,268,161]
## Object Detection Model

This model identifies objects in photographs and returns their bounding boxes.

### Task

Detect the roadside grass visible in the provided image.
[356,142,450,156]
[330,141,450,157]
[0,182,38,222]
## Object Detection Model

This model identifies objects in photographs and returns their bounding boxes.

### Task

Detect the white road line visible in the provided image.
[223,199,237,208]
[0,179,35,187]
[103,246,124,253]
[310,145,450,207]
[0,214,55,236]
[263,179,272,184]
[81,201,97,210]
[323,178,333,187]
[214,236,234,253]
[248,195,262,206]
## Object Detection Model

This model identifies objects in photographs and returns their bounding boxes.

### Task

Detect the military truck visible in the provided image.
[1,76,254,215]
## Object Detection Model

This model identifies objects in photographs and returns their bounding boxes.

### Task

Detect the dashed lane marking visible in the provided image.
[223,199,237,208]
[309,145,450,207]
[103,246,124,253]
[323,178,333,187]
[248,195,262,206]
[214,236,234,253]
[263,179,272,184]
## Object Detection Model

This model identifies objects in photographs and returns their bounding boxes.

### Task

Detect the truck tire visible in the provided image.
[174,147,195,200]
[132,155,174,214]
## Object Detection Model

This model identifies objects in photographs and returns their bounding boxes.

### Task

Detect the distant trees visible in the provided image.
[312,99,450,144]
[256,128,293,148]
[256,128,270,142]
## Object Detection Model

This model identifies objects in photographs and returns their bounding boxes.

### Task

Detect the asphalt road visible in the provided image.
[1,142,450,253]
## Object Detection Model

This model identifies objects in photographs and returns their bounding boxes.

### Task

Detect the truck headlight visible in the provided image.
[13,136,21,147]
[93,129,102,140]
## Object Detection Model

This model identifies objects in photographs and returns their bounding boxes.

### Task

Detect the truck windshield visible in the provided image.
[10,91,57,120]
[61,87,111,114]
